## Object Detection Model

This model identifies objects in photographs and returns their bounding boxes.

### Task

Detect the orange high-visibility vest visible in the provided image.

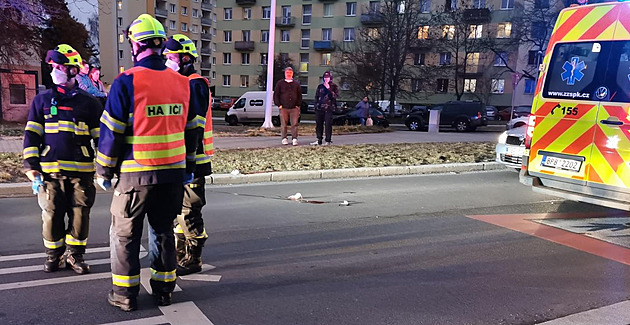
[127,67,190,166]
[189,73,214,157]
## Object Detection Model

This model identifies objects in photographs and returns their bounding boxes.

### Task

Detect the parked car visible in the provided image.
[219,98,237,110]
[404,101,487,132]
[486,106,498,121]
[496,126,526,170]
[300,100,315,114]
[506,116,528,130]
[376,100,403,117]
[332,108,389,127]
[498,105,532,120]
[211,98,220,110]
[225,91,281,126]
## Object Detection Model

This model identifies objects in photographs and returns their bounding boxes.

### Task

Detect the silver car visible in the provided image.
[496,126,526,170]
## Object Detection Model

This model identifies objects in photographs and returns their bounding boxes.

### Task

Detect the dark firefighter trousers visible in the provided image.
[175,176,207,238]
[110,182,184,298]
[38,174,95,257]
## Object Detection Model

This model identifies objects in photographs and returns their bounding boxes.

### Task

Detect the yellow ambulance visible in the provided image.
[520,2,630,210]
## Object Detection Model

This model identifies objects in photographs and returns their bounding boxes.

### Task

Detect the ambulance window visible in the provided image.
[543,42,607,101]
[606,41,630,102]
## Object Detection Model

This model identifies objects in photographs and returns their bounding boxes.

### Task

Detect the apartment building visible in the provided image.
[99,0,215,85]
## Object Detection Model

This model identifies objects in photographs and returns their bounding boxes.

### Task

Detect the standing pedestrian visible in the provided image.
[88,66,107,106]
[96,14,199,312]
[355,96,370,126]
[163,34,214,275]
[23,44,102,275]
[311,71,338,146]
[76,62,107,102]
[273,67,302,146]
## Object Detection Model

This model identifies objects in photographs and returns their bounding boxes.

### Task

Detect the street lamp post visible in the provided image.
[262,0,277,128]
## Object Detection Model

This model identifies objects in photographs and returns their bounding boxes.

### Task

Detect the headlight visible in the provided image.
[498,131,508,144]
[405,114,410,118]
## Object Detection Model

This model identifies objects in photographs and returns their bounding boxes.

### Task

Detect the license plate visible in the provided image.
[505,146,524,156]
[541,155,582,172]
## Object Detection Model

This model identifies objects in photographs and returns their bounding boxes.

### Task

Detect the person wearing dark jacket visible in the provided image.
[311,71,338,145]
[355,96,370,126]
[273,67,302,146]
[23,44,102,276]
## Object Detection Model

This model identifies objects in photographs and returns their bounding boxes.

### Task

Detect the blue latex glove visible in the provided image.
[97,178,112,191]
[31,175,43,195]
[183,173,194,185]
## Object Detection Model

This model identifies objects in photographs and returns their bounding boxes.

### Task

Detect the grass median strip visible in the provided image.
[0,142,495,183]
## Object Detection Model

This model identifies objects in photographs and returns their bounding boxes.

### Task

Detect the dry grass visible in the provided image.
[0,153,26,183]
[0,122,25,137]
[213,124,392,137]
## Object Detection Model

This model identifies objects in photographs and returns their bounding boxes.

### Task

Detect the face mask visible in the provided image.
[51,68,68,85]
[165,59,180,72]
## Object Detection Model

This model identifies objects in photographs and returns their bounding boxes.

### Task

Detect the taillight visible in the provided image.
[477,112,482,118]
[524,115,536,149]
[376,115,383,119]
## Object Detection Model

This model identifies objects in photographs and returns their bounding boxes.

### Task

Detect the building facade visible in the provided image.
[99,0,215,85]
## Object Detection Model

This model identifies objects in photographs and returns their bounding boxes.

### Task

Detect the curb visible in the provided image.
[0,162,507,196]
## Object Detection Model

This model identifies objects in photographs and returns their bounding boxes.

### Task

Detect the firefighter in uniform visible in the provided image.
[96,14,200,311]
[23,44,102,274]
[163,34,214,275]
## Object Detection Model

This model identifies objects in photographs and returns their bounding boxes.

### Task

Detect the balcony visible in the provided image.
[409,39,432,50]
[201,62,212,70]
[201,33,212,41]
[234,41,255,51]
[360,13,384,26]
[201,2,213,11]
[275,16,296,28]
[155,8,168,18]
[200,48,211,55]
[201,18,212,26]
[463,8,491,23]
[236,0,256,5]
[313,40,334,51]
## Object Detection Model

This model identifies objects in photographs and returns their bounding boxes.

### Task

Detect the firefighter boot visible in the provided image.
[175,232,187,264]
[176,238,206,276]
[44,253,64,273]
[108,290,137,312]
[153,292,173,306]
[64,252,90,275]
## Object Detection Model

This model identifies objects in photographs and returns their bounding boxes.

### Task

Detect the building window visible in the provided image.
[494,52,508,66]
[260,53,268,65]
[368,28,379,39]
[420,0,430,13]
[346,2,357,16]
[192,9,199,18]
[9,84,26,104]
[243,7,251,20]
[303,5,312,25]
[300,53,309,72]
[464,79,477,92]
[169,20,176,30]
[212,57,216,65]
[224,8,232,20]
[169,3,176,13]
[212,71,216,79]
[442,25,455,39]
[501,0,514,9]
[242,53,250,65]
[301,29,310,48]
[191,25,198,33]
[439,52,451,65]
[322,53,331,66]
[181,6,188,15]
[411,79,422,92]
[262,6,271,19]
[531,21,546,40]
[322,28,332,41]
[469,25,483,39]
[213,28,217,36]
[240,75,249,87]
[473,0,485,9]
[492,79,505,93]
[212,43,216,51]
[324,4,333,17]
[344,28,355,42]
[281,5,291,19]
[437,79,449,93]
[119,33,124,43]
[414,53,425,66]
[445,0,456,11]
[281,30,290,42]
[119,66,125,73]
[528,50,542,65]
[119,50,124,59]
[397,1,406,13]
[223,53,231,64]
[117,17,123,27]
[242,30,251,42]
[224,30,232,42]
[418,26,429,39]
[212,13,217,22]
[223,75,231,86]
[117,0,122,10]
[261,30,269,43]
[369,1,381,13]
[524,79,536,94]
[181,23,188,32]
[535,0,549,9]
[497,22,512,38]
[299,76,308,94]
[466,53,479,73]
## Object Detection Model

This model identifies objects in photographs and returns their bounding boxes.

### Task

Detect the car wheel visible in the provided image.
[455,119,470,132]
[407,118,422,131]
[381,121,389,128]
[272,116,281,127]
[226,115,238,126]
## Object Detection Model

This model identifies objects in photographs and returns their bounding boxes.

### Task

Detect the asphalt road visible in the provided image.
[1,171,629,325]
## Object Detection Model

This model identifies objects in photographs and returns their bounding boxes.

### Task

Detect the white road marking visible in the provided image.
[179,274,222,282]
[139,267,182,295]
[0,246,112,262]
[97,316,168,325]
[160,301,214,325]
[539,300,630,325]
[0,272,111,291]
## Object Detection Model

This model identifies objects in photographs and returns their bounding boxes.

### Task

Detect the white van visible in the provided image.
[376,100,403,117]
[225,91,281,126]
